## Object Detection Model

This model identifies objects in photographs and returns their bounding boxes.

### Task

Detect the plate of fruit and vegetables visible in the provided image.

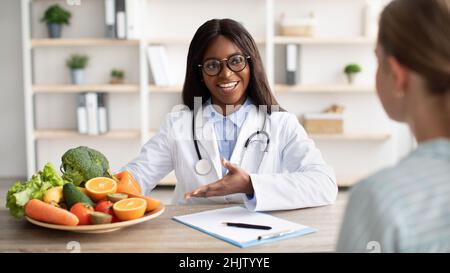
[24,177,164,233]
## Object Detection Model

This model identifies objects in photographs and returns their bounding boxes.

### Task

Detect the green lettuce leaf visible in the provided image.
[5,162,69,218]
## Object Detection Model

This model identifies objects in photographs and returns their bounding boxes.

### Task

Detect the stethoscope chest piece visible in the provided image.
[195,158,212,176]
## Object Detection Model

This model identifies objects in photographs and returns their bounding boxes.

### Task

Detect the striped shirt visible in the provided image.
[337,138,450,252]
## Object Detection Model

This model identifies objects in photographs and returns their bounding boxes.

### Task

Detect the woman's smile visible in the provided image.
[217,80,240,94]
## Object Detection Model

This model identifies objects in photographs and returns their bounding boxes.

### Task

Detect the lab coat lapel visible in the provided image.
[230,105,261,170]
[194,111,222,180]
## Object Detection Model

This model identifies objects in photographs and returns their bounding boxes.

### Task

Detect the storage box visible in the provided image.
[280,14,316,37]
[281,24,315,37]
[302,113,343,134]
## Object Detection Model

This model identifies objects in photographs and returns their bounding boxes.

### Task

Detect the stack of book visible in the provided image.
[147,45,172,86]
[77,93,109,135]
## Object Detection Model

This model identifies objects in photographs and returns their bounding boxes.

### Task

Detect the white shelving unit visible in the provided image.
[22,0,402,187]
[273,36,375,45]
[31,38,140,47]
[33,84,140,93]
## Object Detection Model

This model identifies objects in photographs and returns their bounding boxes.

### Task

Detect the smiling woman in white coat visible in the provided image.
[122,19,337,211]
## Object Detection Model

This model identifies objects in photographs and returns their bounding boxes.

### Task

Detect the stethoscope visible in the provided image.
[192,107,270,176]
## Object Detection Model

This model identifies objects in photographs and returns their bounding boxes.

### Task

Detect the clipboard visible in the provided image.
[172,206,317,248]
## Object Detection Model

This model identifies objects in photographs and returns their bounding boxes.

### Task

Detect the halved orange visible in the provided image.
[113,198,147,221]
[85,177,117,201]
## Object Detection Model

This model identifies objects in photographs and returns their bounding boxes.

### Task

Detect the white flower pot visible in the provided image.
[346,73,356,85]
[71,69,86,85]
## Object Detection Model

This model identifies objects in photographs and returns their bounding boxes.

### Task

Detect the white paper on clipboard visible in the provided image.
[172,206,317,248]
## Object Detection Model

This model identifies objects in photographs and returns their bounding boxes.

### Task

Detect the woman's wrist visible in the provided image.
[244,173,254,195]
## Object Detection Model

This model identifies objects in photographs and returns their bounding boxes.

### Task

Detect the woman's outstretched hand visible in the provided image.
[184,159,254,199]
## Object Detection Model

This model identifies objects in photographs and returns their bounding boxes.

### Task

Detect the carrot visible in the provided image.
[25,199,79,226]
[126,193,161,212]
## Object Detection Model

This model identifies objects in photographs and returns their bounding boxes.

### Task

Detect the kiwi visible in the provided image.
[107,193,128,203]
[90,212,112,225]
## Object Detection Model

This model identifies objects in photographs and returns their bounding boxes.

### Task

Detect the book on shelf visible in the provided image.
[125,0,143,39]
[106,0,143,39]
[146,45,172,86]
[77,93,88,134]
[85,92,99,135]
[286,43,299,85]
[97,93,109,134]
[77,93,109,136]
[115,0,127,39]
[104,0,116,38]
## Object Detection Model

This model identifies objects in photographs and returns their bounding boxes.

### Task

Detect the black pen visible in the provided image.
[223,222,272,230]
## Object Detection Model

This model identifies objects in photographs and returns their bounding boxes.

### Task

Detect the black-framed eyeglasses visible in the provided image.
[198,54,251,76]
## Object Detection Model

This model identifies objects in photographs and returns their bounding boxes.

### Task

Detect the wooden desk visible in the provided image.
[0,187,348,253]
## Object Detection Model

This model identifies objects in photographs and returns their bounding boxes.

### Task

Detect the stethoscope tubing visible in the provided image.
[192,107,270,175]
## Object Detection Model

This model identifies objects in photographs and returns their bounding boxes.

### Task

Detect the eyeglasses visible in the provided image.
[198,54,251,76]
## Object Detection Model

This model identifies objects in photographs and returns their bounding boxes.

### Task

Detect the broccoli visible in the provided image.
[60,146,112,186]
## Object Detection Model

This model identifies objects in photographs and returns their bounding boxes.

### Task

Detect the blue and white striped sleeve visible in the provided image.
[336,178,399,253]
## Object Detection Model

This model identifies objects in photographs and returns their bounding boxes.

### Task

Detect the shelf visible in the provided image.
[31,38,139,47]
[34,129,140,140]
[33,84,375,94]
[149,85,183,93]
[146,37,265,45]
[147,84,376,93]
[309,133,391,141]
[275,84,374,93]
[31,37,370,47]
[274,36,375,45]
[33,84,140,94]
[146,38,192,45]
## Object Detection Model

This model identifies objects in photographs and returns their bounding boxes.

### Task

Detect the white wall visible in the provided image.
[0,0,27,178]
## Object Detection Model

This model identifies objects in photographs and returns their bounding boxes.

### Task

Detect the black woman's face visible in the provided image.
[201,35,250,114]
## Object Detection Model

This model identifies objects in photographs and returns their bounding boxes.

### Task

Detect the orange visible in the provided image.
[85,177,117,201]
[127,193,161,212]
[113,198,147,221]
[114,171,142,195]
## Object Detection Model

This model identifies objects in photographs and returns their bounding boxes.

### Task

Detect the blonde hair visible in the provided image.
[378,0,450,95]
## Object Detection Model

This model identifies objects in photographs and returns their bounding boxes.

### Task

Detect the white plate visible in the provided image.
[25,204,165,233]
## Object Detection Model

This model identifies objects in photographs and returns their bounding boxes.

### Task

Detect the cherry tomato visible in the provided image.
[70,203,94,225]
[95,201,119,223]
[95,200,113,214]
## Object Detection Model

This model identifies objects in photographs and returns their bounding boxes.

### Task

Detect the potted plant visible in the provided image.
[110,69,125,84]
[40,4,71,38]
[66,54,89,85]
[344,63,362,84]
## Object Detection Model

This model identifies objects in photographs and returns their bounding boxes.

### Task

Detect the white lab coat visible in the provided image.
[124,106,337,211]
